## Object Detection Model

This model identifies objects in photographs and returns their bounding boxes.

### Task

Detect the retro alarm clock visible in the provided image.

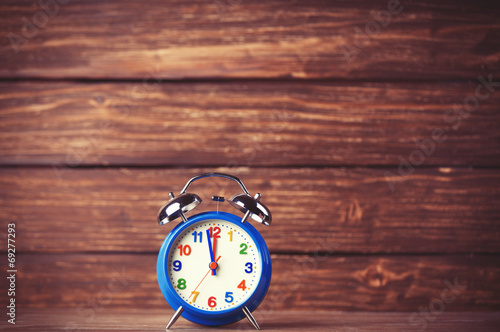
[156,172,272,330]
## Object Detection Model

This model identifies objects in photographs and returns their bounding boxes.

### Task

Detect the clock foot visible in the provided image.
[166,306,184,330]
[242,306,260,330]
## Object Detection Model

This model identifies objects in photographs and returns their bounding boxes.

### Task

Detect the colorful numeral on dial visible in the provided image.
[209,226,221,238]
[237,280,246,290]
[178,244,191,256]
[225,292,234,303]
[192,231,203,243]
[173,260,182,271]
[208,296,217,307]
[239,243,248,254]
[177,278,186,289]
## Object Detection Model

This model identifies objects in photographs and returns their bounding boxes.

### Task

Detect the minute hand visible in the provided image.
[206,229,217,275]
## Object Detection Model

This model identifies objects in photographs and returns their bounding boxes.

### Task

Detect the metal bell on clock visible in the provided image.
[157,192,201,225]
[228,193,272,226]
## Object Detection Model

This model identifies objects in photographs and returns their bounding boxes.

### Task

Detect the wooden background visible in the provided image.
[1,0,500,330]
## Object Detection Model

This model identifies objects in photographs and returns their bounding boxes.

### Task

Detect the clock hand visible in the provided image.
[206,229,217,275]
[212,231,217,264]
[189,255,221,298]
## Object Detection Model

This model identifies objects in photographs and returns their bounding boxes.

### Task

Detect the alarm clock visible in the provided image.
[156,172,272,330]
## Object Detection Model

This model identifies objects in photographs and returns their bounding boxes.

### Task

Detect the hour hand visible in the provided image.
[206,229,217,275]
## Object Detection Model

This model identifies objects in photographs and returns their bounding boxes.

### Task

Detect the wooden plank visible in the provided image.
[5,309,500,331]
[1,82,499,167]
[6,253,500,311]
[0,0,499,80]
[1,167,499,254]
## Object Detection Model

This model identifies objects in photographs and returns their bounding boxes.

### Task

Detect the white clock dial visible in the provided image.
[167,219,262,311]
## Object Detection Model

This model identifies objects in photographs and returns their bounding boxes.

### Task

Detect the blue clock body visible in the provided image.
[157,211,272,326]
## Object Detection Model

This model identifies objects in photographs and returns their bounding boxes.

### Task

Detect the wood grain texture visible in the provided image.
[1,167,499,254]
[3,253,498,311]
[4,309,500,331]
[0,0,499,80]
[1,0,499,320]
[3,309,500,331]
[1,82,499,167]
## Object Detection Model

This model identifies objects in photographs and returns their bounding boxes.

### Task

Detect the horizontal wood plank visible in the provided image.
[4,309,500,331]
[6,309,500,331]
[0,0,499,80]
[1,167,499,254]
[1,82,499,167]
[4,253,499,311]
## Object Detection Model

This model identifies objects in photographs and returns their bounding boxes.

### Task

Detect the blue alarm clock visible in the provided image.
[156,173,272,330]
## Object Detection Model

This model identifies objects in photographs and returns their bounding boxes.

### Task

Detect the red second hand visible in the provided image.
[189,256,221,298]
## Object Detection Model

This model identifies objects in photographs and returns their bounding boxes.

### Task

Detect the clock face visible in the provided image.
[166,218,262,312]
